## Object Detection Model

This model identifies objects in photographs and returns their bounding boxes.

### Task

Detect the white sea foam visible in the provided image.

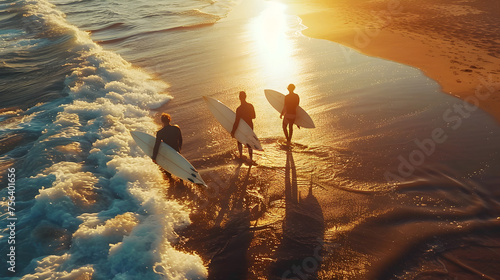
[1,0,207,278]
[21,254,95,280]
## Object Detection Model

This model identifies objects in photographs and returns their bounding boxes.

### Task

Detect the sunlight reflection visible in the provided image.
[248,1,299,84]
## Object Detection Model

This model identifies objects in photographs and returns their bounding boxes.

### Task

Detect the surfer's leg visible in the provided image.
[288,122,294,143]
[237,141,243,158]
[282,119,289,141]
[248,146,253,161]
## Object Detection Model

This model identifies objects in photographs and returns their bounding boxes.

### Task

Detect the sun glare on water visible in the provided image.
[248,1,300,84]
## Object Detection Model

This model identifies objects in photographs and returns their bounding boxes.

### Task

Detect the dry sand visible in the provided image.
[284,0,500,122]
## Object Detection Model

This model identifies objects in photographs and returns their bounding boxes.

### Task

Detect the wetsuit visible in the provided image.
[234,102,256,130]
[152,124,182,160]
[283,92,299,124]
[232,102,256,147]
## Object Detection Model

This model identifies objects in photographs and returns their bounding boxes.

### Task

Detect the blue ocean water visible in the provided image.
[1,0,500,279]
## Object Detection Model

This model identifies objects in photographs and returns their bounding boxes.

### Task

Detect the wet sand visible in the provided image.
[121,0,500,278]
[169,145,331,280]
[169,144,500,280]
[283,0,500,123]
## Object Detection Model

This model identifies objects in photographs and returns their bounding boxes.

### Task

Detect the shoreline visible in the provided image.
[283,0,500,123]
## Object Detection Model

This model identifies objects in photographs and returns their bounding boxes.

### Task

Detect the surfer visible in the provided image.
[152,113,183,165]
[231,91,256,163]
[280,84,300,143]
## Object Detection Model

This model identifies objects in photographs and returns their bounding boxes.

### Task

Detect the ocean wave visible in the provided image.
[87,22,128,34]
[0,0,207,278]
[52,0,95,6]
[96,22,219,45]
[181,8,222,19]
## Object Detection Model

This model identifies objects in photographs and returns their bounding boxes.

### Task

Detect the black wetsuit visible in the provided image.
[234,102,255,130]
[284,92,300,115]
[152,124,182,160]
[232,101,255,148]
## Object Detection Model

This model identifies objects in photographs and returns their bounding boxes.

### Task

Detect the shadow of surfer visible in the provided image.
[213,161,247,226]
[208,164,254,280]
[270,150,325,280]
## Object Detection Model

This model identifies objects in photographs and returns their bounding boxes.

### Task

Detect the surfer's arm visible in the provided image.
[178,129,183,152]
[231,117,240,137]
[152,133,161,161]
[231,107,242,137]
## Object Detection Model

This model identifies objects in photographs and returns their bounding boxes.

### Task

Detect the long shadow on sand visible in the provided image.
[270,149,325,280]
[207,163,254,280]
[169,158,256,279]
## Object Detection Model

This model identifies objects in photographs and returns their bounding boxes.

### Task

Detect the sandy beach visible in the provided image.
[284,0,500,122]
[3,0,500,278]
[166,1,500,279]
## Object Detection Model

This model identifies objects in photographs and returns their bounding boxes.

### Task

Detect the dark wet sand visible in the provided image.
[168,145,328,280]
[164,142,500,279]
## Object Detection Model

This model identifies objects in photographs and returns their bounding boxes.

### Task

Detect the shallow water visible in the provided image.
[1,0,499,278]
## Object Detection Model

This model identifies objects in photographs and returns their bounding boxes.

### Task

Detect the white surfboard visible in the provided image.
[131,131,207,187]
[203,96,263,151]
[264,89,315,128]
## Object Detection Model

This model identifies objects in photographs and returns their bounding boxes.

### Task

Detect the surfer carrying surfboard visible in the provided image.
[152,113,183,164]
[231,91,256,163]
[280,84,300,143]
